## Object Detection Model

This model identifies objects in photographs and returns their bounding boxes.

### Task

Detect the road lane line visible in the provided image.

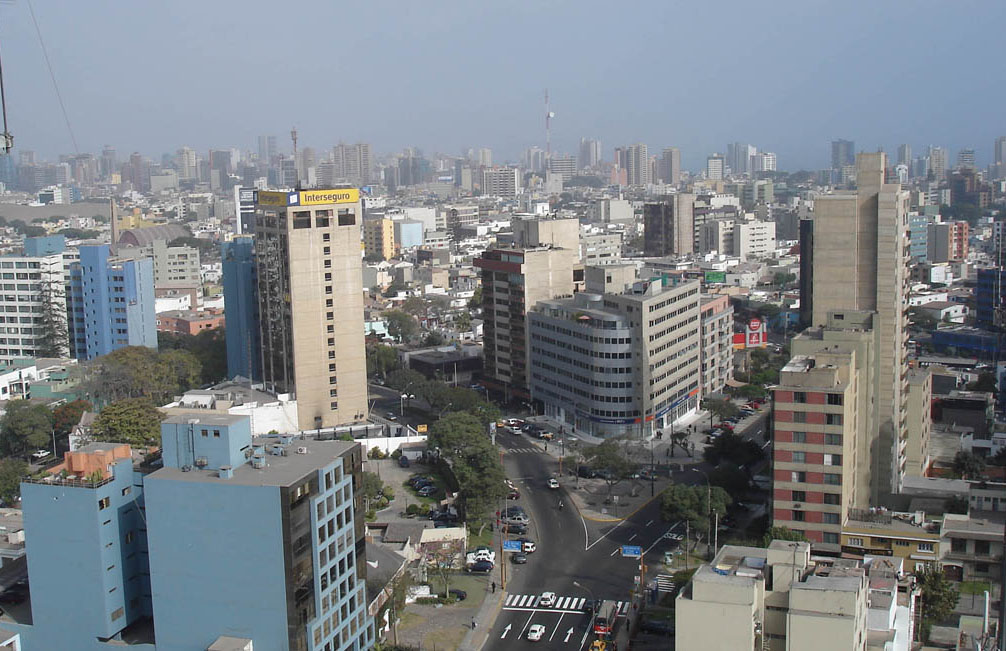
[643,520,683,555]
[519,611,537,638]
[609,547,619,556]
[646,519,654,526]
[549,612,565,641]
[586,518,627,551]
[629,533,638,541]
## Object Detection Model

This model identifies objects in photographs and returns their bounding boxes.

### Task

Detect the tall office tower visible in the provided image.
[912,156,930,180]
[528,272,701,438]
[659,147,681,185]
[705,154,725,180]
[222,236,261,381]
[300,146,317,183]
[254,189,369,429]
[124,152,151,192]
[145,415,373,650]
[257,135,275,162]
[475,239,579,401]
[331,143,372,186]
[811,152,910,497]
[896,144,912,167]
[956,148,976,170]
[176,146,197,180]
[752,152,777,172]
[623,143,650,185]
[578,138,601,170]
[928,145,948,181]
[66,244,157,360]
[547,155,576,181]
[524,146,547,173]
[278,157,298,186]
[0,245,67,361]
[643,194,696,257]
[831,139,855,170]
[477,148,493,167]
[100,145,117,178]
[363,217,396,260]
[727,142,756,175]
[481,167,521,197]
[996,136,1006,165]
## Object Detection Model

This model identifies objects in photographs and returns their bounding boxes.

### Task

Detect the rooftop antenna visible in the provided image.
[290,126,299,186]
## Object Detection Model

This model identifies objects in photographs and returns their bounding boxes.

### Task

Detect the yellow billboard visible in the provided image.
[297,188,360,206]
[257,191,288,206]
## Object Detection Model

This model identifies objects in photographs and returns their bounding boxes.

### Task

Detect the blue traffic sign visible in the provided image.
[503,540,522,552]
[621,545,642,558]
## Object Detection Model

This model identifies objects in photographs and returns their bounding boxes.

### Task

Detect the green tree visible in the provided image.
[583,438,637,492]
[35,276,69,358]
[385,368,428,395]
[383,310,418,342]
[660,483,731,536]
[951,450,986,480]
[772,272,796,287]
[0,459,28,504]
[0,400,53,458]
[735,384,767,400]
[455,312,472,332]
[907,307,938,331]
[157,329,228,385]
[366,344,400,380]
[84,346,203,405]
[382,282,408,298]
[421,331,445,347]
[704,431,765,468]
[761,526,808,547]
[467,286,482,311]
[709,463,751,498]
[401,297,428,318]
[167,236,217,259]
[91,398,165,447]
[917,563,959,641]
[52,399,92,438]
[967,371,996,393]
[57,228,100,240]
[702,398,740,426]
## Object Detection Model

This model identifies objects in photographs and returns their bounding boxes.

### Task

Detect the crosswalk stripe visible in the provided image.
[518,595,530,607]
[505,594,515,606]
[573,597,584,610]
[557,597,570,609]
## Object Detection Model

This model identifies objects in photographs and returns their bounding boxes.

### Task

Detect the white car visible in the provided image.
[547,478,560,489]
[538,591,556,607]
[527,624,546,641]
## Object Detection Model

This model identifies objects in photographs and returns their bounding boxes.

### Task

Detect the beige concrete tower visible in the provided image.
[255,189,368,430]
[812,152,911,497]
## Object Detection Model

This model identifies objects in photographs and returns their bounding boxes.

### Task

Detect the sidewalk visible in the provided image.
[457,564,506,651]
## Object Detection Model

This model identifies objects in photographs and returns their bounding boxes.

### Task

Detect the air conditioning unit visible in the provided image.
[251,457,266,469]
[194,457,208,468]
[296,446,309,455]
[793,503,802,509]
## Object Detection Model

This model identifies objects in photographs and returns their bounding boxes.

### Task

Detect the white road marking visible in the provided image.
[646,519,654,526]
[505,594,515,606]
[644,521,683,555]
[519,611,537,638]
[548,612,565,641]
[609,547,619,557]
[564,626,574,643]
[585,516,628,551]
[500,623,512,639]
[629,533,638,541]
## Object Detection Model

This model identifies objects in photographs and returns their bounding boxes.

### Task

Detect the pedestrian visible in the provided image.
[491,581,496,594]
[471,619,477,630]
[666,448,670,458]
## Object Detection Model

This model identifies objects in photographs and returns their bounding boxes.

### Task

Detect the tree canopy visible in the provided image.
[916,563,959,640]
[0,459,28,504]
[583,438,637,486]
[660,482,731,534]
[703,431,765,468]
[157,329,227,386]
[951,450,986,480]
[383,310,418,342]
[761,526,808,547]
[83,346,203,405]
[53,399,92,438]
[0,400,53,458]
[91,398,165,448]
[429,412,506,533]
[366,344,400,379]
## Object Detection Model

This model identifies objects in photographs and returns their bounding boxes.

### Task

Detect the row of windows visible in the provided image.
[647,302,695,328]
[531,334,632,359]
[790,432,844,445]
[531,371,636,404]
[648,316,695,343]
[789,471,842,485]
[791,412,844,425]
[789,451,842,466]
[790,490,841,505]
[646,287,698,313]
[530,345,633,374]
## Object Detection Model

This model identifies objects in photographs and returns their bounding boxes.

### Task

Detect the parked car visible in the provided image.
[583,599,603,615]
[386,412,398,421]
[577,466,598,479]
[538,430,554,441]
[507,489,521,500]
[504,418,524,427]
[504,522,528,535]
[417,485,438,497]
[511,552,528,564]
[449,588,467,601]
[516,538,536,553]
[467,560,493,574]
[503,514,529,526]
[527,624,546,641]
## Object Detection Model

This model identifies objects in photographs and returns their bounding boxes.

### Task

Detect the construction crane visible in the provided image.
[0,12,12,155]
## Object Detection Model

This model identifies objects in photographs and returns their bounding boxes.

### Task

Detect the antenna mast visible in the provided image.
[0,16,12,155]
[544,90,552,163]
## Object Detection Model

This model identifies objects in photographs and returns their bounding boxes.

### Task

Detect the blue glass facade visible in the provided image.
[975,267,1006,331]
[67,244,157,360]
[222,237,261,381]
[23,234,65,257]
[909,214,932,261]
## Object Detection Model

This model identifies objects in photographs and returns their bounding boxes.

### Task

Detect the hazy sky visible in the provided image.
[3,0,1004,171]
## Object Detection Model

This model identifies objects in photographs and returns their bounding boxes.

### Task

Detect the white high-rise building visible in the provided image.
[624,143,649,185]
[176,147,197,181]
[481,167,521,198]
[752,152,777,172]
[331,143,372,185]
[928,146,948,181]
[578,138,601,170]
[706,154,725,181]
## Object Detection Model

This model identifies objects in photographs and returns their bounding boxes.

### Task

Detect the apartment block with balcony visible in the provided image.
[700,294,733,397]
[840,508,942,571]
[940,514,1004,583]
[772,351,860,552]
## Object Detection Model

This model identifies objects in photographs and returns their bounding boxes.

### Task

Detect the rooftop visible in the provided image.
[148,435,356,488]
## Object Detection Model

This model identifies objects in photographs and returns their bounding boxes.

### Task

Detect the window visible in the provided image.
[823,473,841,485]
[823,513,840,524]
[951,538,966,553]
[848,537,864,546]
[824,454,842,466]
[823,493,841,505]
[918,542,934,552]
[793,392,807,403]
[792,510,805,521]
[331,402,338,410]
[895,540,909,547]
[791,490,806,502]
[323,233,331,242]
[825,433,842,445]
[791,451,806,463]
[316,216,330,228]
[121,487,131,496]
[823,532,840,544]
[793,412,806,423]
[110,607,124,621]
[792,431,806,443]
[338,213,356,226]
[791,471,806,483]
[826,414,843,425]
[976,540,991,556]
[827,393,844,406]
[98,497,110,510]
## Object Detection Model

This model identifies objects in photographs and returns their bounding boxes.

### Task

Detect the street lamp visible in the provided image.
[691,468,714,560]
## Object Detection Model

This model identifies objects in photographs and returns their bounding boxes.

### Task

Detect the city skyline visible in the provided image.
[0,1,1003,170]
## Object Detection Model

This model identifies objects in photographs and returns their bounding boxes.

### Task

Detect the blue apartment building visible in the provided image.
[909,213,932,261]
[221,237,261,381]
[15,443,153,650]
[67,244,157,360]
[8,414,373,650]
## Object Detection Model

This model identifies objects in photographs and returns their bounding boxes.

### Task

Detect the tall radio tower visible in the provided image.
[545,90,555,163]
